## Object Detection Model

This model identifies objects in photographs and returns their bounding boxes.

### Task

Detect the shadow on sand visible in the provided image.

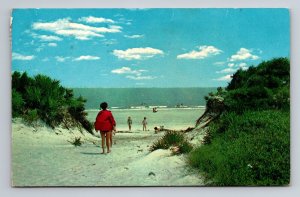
[80,152,103,155]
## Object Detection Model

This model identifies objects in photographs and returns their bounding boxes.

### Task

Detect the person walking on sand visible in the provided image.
[127,116,132,131]
[94,102,116,154]
[142,117,147,131]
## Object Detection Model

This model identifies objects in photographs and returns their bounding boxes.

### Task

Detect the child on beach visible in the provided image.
[142,117,147,131]
[127,116,132,131]
[94,102,116,154]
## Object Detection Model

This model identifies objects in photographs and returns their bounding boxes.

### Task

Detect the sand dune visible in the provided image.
[12,119,204,186]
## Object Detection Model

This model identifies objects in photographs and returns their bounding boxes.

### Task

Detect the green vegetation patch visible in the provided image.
[189,58,290,186]
[189,110,290,186]
[69,137,83,147]
[150,130,193,154]
[12,72,93,134]
[225,58,290,113]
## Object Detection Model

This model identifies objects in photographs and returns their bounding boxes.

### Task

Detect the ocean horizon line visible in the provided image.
[86,106,206,111]
[71,87,220,89]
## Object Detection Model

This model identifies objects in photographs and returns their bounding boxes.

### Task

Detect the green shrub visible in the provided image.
[12,89,24,117]
[150,131,193,154]
[11,71,92,133]
[23,109,39,126]
[68,96,93,134]
[179,140,194,154]
[224,58,290,113]
[12,72,33,95]
[188,110,290,186]
[69,137,83,146]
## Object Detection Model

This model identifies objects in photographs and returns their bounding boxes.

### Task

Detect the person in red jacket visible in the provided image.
[94,102,116,154]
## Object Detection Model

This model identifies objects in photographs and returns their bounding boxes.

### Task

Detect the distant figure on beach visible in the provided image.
[94,102,116,154]
[152,107,158,113]
[127,116,132,131]
[142,117,147,131]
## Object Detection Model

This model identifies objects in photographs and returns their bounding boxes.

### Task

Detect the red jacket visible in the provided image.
[94,110,116,131]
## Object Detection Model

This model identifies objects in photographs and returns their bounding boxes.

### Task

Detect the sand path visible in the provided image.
[12,120,204,186]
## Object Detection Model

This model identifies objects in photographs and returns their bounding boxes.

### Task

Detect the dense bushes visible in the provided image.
[189,58,290,185]
[225,58,290,113]
[189,110,290,185]
[12,72,93,133]
[12,89,24,117]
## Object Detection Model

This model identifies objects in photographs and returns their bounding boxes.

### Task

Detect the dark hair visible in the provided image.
[100,102,108,110]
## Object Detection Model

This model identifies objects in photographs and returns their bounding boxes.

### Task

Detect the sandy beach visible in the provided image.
[12,119,204,186]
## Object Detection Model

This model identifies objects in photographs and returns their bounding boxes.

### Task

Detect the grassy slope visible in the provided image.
[188,110,290,186]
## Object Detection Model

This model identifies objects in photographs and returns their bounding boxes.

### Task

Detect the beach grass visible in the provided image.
[188,110,290,186]
[150,130,193,154]
[69,136,83,146]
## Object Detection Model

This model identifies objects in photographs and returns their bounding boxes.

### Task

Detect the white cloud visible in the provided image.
[214,61,225,66]
[113,47,164,60]
[118,17,133,25]
[48,43,57,47]
[177,45,222,59]
[109,25,122,31]
[32,18,122,40]
[126,75,156,80]
[216,62,248,74]
[111,67,132,74]
[238,63,249,70]
[39,35,62,41]
[238,62,247,68]
[228,63,235,67]
[79,16,115,23]
[55,29,103,40]
[124,34,144,39]
[35,43,46,52]
[12,52,35,61]
[111,67,146,75]
[229,48,259,62]
[103,39,118,45]
[111,67,155,80]
[74,55,100,61]
[55,56,70,62]
[215,74,232,81]
[216,68,237,74]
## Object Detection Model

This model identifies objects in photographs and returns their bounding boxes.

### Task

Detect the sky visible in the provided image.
[11,9,290,88]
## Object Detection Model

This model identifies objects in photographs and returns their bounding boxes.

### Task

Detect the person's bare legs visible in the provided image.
[100,131,106,154]
[106,131,111,153]
[110,131,113,148]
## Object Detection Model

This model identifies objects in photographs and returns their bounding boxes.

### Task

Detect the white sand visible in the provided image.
[12,119,204,186]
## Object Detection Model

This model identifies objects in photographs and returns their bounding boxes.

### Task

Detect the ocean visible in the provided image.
[73,87,216,109]
[76,88,213,131]
[86,108,205,131]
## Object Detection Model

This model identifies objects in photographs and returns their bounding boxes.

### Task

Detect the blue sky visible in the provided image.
[11,9,290,88]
